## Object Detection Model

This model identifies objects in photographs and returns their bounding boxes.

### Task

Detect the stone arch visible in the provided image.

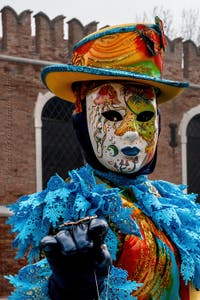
[34,91,54,191]
[179,104,200,189]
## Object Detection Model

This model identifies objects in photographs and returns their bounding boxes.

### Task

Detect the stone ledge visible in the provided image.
[0,206,12,217]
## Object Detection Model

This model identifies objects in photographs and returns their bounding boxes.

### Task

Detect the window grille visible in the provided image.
[187,113,200,202]
[42,97,84,188]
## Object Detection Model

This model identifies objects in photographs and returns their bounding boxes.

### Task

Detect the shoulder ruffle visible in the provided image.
[131,178,200,289]
[6,165,139,263]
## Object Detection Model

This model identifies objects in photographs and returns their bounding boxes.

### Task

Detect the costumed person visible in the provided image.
[5,17,200,300]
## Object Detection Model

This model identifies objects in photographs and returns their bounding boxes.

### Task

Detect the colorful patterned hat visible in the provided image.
[41,17,188,104]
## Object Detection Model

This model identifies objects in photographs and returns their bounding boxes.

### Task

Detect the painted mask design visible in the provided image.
[86,82,158,174]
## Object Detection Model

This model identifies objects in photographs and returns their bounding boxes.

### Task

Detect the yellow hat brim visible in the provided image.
[41,65,189,104]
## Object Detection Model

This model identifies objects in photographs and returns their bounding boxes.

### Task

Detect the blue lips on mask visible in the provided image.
[121,147,140,156]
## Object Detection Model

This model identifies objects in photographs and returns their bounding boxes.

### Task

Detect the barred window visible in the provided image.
[42,96,84,188]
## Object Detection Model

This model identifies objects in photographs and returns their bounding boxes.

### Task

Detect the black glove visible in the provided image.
[40,216,111,300]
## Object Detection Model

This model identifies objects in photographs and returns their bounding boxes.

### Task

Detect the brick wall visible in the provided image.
[0,217,26,295]
[0,5,200,296]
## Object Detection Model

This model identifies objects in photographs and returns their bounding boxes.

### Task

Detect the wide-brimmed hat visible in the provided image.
[41,17,188,104]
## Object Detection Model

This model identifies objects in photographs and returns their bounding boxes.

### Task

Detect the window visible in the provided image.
[180,105,200,202]
[41,96,84,188]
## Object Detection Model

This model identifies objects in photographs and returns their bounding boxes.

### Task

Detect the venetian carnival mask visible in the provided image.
[86,82,159,174]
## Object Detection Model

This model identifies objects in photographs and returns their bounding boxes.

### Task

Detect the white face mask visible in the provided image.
[86,82,158,174]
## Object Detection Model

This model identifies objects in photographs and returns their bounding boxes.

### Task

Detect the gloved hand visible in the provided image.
[40,216,111,300]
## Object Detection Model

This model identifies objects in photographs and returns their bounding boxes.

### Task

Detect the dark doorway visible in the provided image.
[187,114,200,202]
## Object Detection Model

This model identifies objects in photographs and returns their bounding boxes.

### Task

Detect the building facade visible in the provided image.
[0,6,200,296]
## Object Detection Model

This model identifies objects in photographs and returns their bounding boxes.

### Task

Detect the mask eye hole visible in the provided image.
[136,111,154,122]
[102,110,123,121]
